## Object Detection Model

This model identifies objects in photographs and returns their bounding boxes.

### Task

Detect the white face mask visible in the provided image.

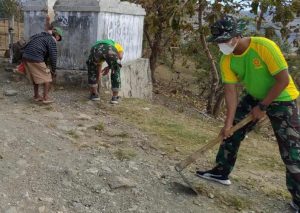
[218,38,238,55]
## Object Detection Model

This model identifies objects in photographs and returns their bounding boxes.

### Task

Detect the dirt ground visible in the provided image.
[0,58,297,213]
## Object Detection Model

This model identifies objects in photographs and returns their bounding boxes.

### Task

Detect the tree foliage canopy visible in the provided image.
[0,0,21,18]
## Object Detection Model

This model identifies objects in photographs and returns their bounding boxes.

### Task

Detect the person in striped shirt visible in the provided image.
[22,27,63,104]
[196,15,300,212]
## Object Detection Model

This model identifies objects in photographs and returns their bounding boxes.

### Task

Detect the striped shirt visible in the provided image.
[23,32,58,73]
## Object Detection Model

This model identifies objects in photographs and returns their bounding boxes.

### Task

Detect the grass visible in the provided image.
[195,182,251,210]
[67,130,79,139]
[47,123,56,128]
[107,98,216,156]
[240,175,290,201]
[107,131,130,138]
[219,193,250,210]
[114,148,137,161]
[92,122,104,131]
[262,187,290,200]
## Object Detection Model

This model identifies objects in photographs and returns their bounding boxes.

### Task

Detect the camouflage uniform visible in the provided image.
[215,94,300,205]
[86,43,121,92]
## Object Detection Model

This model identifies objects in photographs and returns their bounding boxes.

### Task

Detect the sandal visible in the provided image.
[42,99,54,104]
[33,96,43,102]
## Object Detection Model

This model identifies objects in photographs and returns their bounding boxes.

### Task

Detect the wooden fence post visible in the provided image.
[8,15,14,63]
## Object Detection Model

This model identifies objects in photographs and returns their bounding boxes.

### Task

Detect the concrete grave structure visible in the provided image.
[23,0,152,99]
[23,0,48,40]
[53,0,145,69]
[22,0,57,38]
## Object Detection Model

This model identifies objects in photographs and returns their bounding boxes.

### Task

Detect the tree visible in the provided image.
[128,0,250,116]
[250,0,270,33]
[194,0,249,116]
[272,0,294,41]
[125,0,195,83]
[250,0,295,41]
[0,0,21,18]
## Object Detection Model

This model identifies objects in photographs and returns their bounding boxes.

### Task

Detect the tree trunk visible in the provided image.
[197,1,220,115]
[256,11,264,32]
[212,91,224,117]
[256,4,268,33]
[149,46,158,83]
[145,8,163,84]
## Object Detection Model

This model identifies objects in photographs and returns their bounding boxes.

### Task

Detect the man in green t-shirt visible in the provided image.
[196,15,300,211]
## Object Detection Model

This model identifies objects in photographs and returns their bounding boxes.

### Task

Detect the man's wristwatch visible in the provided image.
[258,102,268,111]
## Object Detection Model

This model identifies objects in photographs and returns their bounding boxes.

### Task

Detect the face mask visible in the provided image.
[218,38,238,55]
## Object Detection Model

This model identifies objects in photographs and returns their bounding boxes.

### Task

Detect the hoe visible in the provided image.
[175,114,254,195]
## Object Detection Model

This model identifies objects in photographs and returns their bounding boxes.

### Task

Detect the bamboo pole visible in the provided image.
[18,18,20,40]
[4,19,7,50]
[8,15,15,63]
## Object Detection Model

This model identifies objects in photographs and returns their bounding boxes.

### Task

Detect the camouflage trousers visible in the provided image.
[216,94,300,205]
[86,44,121,92]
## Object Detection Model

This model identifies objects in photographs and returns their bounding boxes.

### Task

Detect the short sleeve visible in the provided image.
[220,55,239,84]
[255,38,288,75]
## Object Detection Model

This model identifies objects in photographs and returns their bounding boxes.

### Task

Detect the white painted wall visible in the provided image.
[97,12,144,63]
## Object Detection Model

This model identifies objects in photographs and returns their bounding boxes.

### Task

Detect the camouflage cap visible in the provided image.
[207,15,247,43]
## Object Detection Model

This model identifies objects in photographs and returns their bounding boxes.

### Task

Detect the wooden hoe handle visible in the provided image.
[175,114,254,172]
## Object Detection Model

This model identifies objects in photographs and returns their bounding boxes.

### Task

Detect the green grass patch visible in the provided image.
[92,122,104,131]
[219,193,250,210]
[195,182,251,210]
[114,148,137,161]
[107,98,217,155]
[107,131,130,138]
[261,187,290,200]
[67,130,79,139]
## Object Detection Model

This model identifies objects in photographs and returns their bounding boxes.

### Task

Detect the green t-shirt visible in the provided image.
[220,37,299,101]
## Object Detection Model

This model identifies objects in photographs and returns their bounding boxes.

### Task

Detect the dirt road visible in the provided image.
[0,58,294,213]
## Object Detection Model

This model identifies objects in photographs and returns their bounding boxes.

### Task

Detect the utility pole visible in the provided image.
[8,15,14,64]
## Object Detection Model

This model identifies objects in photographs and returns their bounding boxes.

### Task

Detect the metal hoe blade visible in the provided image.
[177,169,199,195]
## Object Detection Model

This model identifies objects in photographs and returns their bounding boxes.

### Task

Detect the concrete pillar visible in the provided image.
[23,0,48,40]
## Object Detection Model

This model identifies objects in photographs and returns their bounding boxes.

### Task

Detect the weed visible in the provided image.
[47,123,56,128]
[195,182,251,210]
[114,148,136,161]
[44,106,54,111]
[67,130,79,139]
[109,132,129,138]
[220,193,250,210]
[93,122,104,131]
